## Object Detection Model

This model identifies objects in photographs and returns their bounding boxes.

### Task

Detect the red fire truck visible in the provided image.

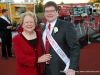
[58,5,71,19]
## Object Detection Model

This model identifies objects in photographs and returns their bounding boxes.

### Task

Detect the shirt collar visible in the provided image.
[1,15,7,19]
[46,19,57,28]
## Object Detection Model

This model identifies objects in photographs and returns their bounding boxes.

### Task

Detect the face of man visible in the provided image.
[3,11,8,17]
[44,6,58,23]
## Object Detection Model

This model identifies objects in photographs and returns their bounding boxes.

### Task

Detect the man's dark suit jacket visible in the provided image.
[42,18,80,75]
[0,17,12,38]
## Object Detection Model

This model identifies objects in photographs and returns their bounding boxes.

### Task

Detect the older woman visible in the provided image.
[13,12,51,75]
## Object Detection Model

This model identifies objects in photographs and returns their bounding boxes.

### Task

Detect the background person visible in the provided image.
[0,9,14,60]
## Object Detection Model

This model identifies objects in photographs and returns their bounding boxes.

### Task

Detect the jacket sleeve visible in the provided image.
[65,22,80,71]
[13,36,37,67]
[0,18,8,30]
[37,30,44,74]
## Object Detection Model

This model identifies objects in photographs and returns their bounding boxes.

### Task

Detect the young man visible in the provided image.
[42,1,80,75]
[0,9,14,59]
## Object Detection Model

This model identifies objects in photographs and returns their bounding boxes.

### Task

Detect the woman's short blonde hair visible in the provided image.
[20,12,37,26]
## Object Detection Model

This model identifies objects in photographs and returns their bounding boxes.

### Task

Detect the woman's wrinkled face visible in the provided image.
[22,15,35,32]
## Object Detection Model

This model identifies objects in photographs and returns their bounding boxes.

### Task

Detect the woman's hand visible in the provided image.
[38,54,52,63]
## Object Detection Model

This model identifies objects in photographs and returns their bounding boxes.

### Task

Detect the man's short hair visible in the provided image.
[44,1,58,11]
[2,9,8,14]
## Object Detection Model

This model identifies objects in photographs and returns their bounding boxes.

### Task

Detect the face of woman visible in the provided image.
[22,15,36,32]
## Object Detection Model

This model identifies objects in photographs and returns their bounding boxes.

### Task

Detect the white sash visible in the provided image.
[46,25,70,73]
[1,16,10,24]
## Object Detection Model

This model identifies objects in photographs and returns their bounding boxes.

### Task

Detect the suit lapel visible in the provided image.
[1,16,11,24]
[51,18,60,37]
[41,25,46,53]
[42,25,46,33]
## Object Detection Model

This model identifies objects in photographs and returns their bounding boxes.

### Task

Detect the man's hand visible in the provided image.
[7,26,12,29]
[66,69,75,75]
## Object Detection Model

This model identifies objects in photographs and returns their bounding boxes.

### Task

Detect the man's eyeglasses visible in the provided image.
[44,10,56,14]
